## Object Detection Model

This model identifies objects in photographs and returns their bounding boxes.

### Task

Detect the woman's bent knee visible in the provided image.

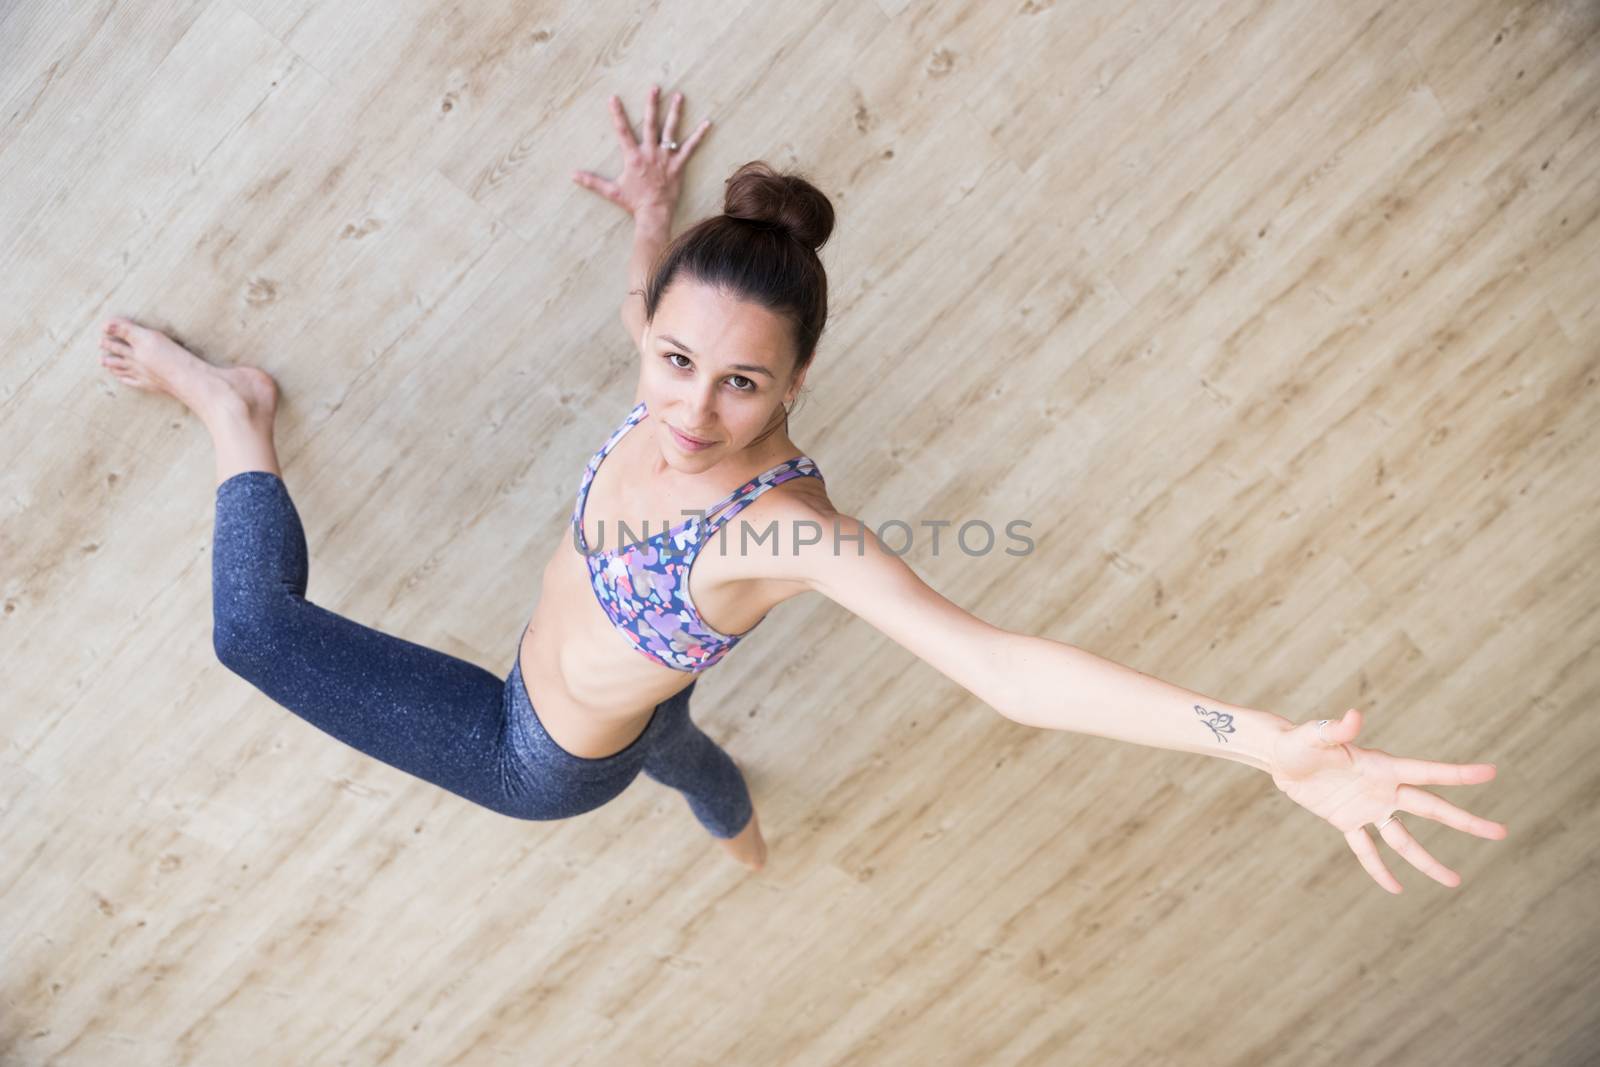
[212,620,255,673]
[211,610,282,675]
[211,582,301,671]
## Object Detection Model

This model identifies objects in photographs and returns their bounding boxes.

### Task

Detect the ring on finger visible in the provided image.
[659,104,678,151]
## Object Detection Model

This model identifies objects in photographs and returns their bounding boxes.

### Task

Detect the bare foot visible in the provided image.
[719,807,768,873]
[97,316,277,425]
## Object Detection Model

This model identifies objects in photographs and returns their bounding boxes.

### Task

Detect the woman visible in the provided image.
[97,85,1505,888]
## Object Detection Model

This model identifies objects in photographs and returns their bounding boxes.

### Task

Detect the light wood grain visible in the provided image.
[2,0,1595,1063]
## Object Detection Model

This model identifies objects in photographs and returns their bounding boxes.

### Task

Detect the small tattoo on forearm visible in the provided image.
[1194,704,1235,743]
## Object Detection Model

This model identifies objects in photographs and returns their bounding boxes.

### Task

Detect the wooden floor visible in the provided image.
[3,0,1596,1063]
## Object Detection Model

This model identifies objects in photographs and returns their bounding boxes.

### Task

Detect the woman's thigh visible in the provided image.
[211,470,645,821]
[215,588,520,810]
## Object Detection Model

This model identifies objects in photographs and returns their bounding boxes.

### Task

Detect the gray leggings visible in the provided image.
[210,470,754,838]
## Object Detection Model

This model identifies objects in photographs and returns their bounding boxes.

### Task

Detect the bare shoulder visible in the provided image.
[690,473,834,615]
[717,476,842,581]
[734,481,896,599]
[748,489,890,595]
[734,477,1021,715]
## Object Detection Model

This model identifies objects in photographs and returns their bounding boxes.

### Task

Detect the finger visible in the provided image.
[571,169,622,203]
[1305,708,1358,748]
[1327,707,1362,743]
[1395,784,1509,840]
[609,94,639,153]
[661,90,682,144]
[643,84,660,149]
[1345,827,1404,894]
[1378,817,1461,888]
[670,115,712,164]
[1389,756,1498,788]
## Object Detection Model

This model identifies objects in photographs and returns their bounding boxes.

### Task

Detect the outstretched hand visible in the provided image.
[1268,708,1507,894]
[571,84,713,221]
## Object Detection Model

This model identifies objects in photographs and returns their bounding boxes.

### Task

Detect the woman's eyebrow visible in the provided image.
[659,334,776,379]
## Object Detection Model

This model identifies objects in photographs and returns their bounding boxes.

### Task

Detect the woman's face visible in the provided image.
[640,278,805,469]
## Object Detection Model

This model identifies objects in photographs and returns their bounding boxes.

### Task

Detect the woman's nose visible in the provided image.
[685,393,717,425]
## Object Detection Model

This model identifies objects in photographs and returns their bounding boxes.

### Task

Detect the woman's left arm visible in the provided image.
[758,502,1287,764]
[755,502,1507,893]
[1000,633,1291,772]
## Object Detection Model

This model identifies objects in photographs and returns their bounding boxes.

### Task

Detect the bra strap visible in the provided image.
[700,458,822,538]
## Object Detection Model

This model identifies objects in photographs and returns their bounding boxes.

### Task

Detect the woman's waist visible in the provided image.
[519,606,694,724]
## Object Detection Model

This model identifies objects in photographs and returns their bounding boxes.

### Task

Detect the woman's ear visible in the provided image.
[785,365,808,406]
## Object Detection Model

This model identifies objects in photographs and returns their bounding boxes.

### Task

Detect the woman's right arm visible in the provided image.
[622,210,672,355]
[568,84,713,355]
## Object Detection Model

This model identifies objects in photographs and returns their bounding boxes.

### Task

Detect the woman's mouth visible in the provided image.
[669,425,715,451]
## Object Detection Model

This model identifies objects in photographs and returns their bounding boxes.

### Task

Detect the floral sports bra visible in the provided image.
[571,400,825,673]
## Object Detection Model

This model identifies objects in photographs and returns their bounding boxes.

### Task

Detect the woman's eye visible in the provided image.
[665,353,755,392]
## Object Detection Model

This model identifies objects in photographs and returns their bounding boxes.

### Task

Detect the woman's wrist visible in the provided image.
[633,203,673,237]
[626,209,673,300]
[1001,636,1299,774]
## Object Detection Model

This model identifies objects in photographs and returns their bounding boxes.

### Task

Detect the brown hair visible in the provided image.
[642,160,835,386]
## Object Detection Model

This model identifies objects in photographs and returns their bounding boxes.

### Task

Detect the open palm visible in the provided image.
[570,84,712,220]
[1268,708,1507,894]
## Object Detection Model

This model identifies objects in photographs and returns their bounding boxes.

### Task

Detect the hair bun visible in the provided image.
[723,160,835,252]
